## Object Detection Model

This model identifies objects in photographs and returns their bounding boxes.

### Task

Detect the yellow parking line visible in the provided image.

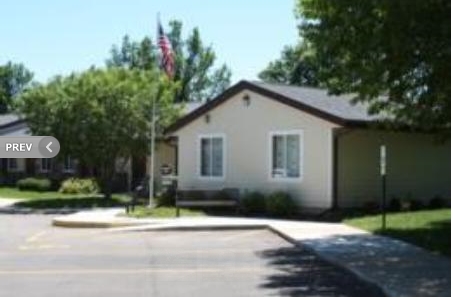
[19,244,71,251]
[21,230,72,251]
[26,231,47,243]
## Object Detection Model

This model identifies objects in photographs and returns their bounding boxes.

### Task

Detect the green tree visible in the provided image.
[0,62,33,113]
[106,20,231,102]
[18,68,180,199]
[106,35,158,71]
[259,44,321,87]
[297,0,450,133]
[167,20,231,102]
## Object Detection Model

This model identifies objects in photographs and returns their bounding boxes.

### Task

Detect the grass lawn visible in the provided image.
[344,209,451,256]
[14,195,128,209]
[0,187,129,209]
[126,206,206,218]
[0,187,81,200]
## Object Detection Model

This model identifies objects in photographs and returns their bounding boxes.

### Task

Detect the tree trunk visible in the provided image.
[100,163,115,201]
[103,179,112,201]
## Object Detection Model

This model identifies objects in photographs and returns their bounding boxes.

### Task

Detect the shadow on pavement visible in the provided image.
[258,245,385,296]
[300,234,451,297]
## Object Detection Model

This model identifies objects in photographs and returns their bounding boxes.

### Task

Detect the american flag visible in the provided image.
[157,21,174,78]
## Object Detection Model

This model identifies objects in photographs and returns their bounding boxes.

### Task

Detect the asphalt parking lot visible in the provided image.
[0,214,384,296]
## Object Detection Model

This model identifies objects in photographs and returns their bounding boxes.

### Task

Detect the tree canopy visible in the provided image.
[297,0,450,133]
[0,62,33,114]
[17,68,179,198]
[106,35,157,71]
[259,44,322,87]
[106,20,231,102]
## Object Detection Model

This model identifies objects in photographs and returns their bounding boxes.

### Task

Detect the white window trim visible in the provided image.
[63,156,76,173]
[7,158,18,172]
[40,158,52,173]
[197,133,226,181]
[268,130,304,182]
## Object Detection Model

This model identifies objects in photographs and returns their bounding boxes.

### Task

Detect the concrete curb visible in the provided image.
[52,208,152,228]
[52,218,146,228]
[109,222,269,233]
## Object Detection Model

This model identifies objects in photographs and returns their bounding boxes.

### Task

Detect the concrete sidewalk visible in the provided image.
[0,198,20,208]
[52,208,451,297]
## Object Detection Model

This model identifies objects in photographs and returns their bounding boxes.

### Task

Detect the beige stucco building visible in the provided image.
[166,80,450,210]
[0,81,449,208]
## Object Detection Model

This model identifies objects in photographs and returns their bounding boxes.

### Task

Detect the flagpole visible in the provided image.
[150,13,174,207]
[148,13,160,207]
[149,88,156,207]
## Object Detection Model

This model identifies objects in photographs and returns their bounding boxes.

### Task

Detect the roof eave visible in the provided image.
[0,119,26,131]
[164,80,372,134]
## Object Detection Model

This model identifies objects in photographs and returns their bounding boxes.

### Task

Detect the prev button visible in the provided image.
[38,136,60,158]
[0,137,60,158]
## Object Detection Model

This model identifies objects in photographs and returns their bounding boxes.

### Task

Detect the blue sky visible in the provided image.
[0,0,299,84]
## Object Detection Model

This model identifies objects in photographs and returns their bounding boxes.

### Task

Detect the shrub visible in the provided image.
[399,193,412,211]
[409,199,424,211]
[362,200,380,213]
[17,177,52,192]
[265,191,297,217]
[400,193,423,211]
[156,183,177,207]
[241,191,266,215]
[429,196,448,209]
[400,199,412,211]
[388,197,401,211]
[59,178,99,194]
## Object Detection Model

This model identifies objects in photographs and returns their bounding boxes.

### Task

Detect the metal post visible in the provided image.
[148,12,160,208]
[380,145,387,231]
[149,93,155,207]
[382,173,386,231]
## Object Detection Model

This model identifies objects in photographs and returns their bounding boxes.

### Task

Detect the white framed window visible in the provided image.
[7,158,18,172]
[197,134,226,179]
[269,130,303,181]
[63,156,75,173]
[40,158,52,173]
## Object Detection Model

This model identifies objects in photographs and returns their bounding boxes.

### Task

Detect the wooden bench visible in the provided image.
[175,189,240,217]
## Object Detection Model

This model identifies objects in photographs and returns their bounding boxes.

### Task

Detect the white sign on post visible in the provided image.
[380,145,386,176]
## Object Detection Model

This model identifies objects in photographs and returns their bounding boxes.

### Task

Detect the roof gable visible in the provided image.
[166,80,376,134]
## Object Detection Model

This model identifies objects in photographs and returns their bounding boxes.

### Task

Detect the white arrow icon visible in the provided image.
[46,142,52,153]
